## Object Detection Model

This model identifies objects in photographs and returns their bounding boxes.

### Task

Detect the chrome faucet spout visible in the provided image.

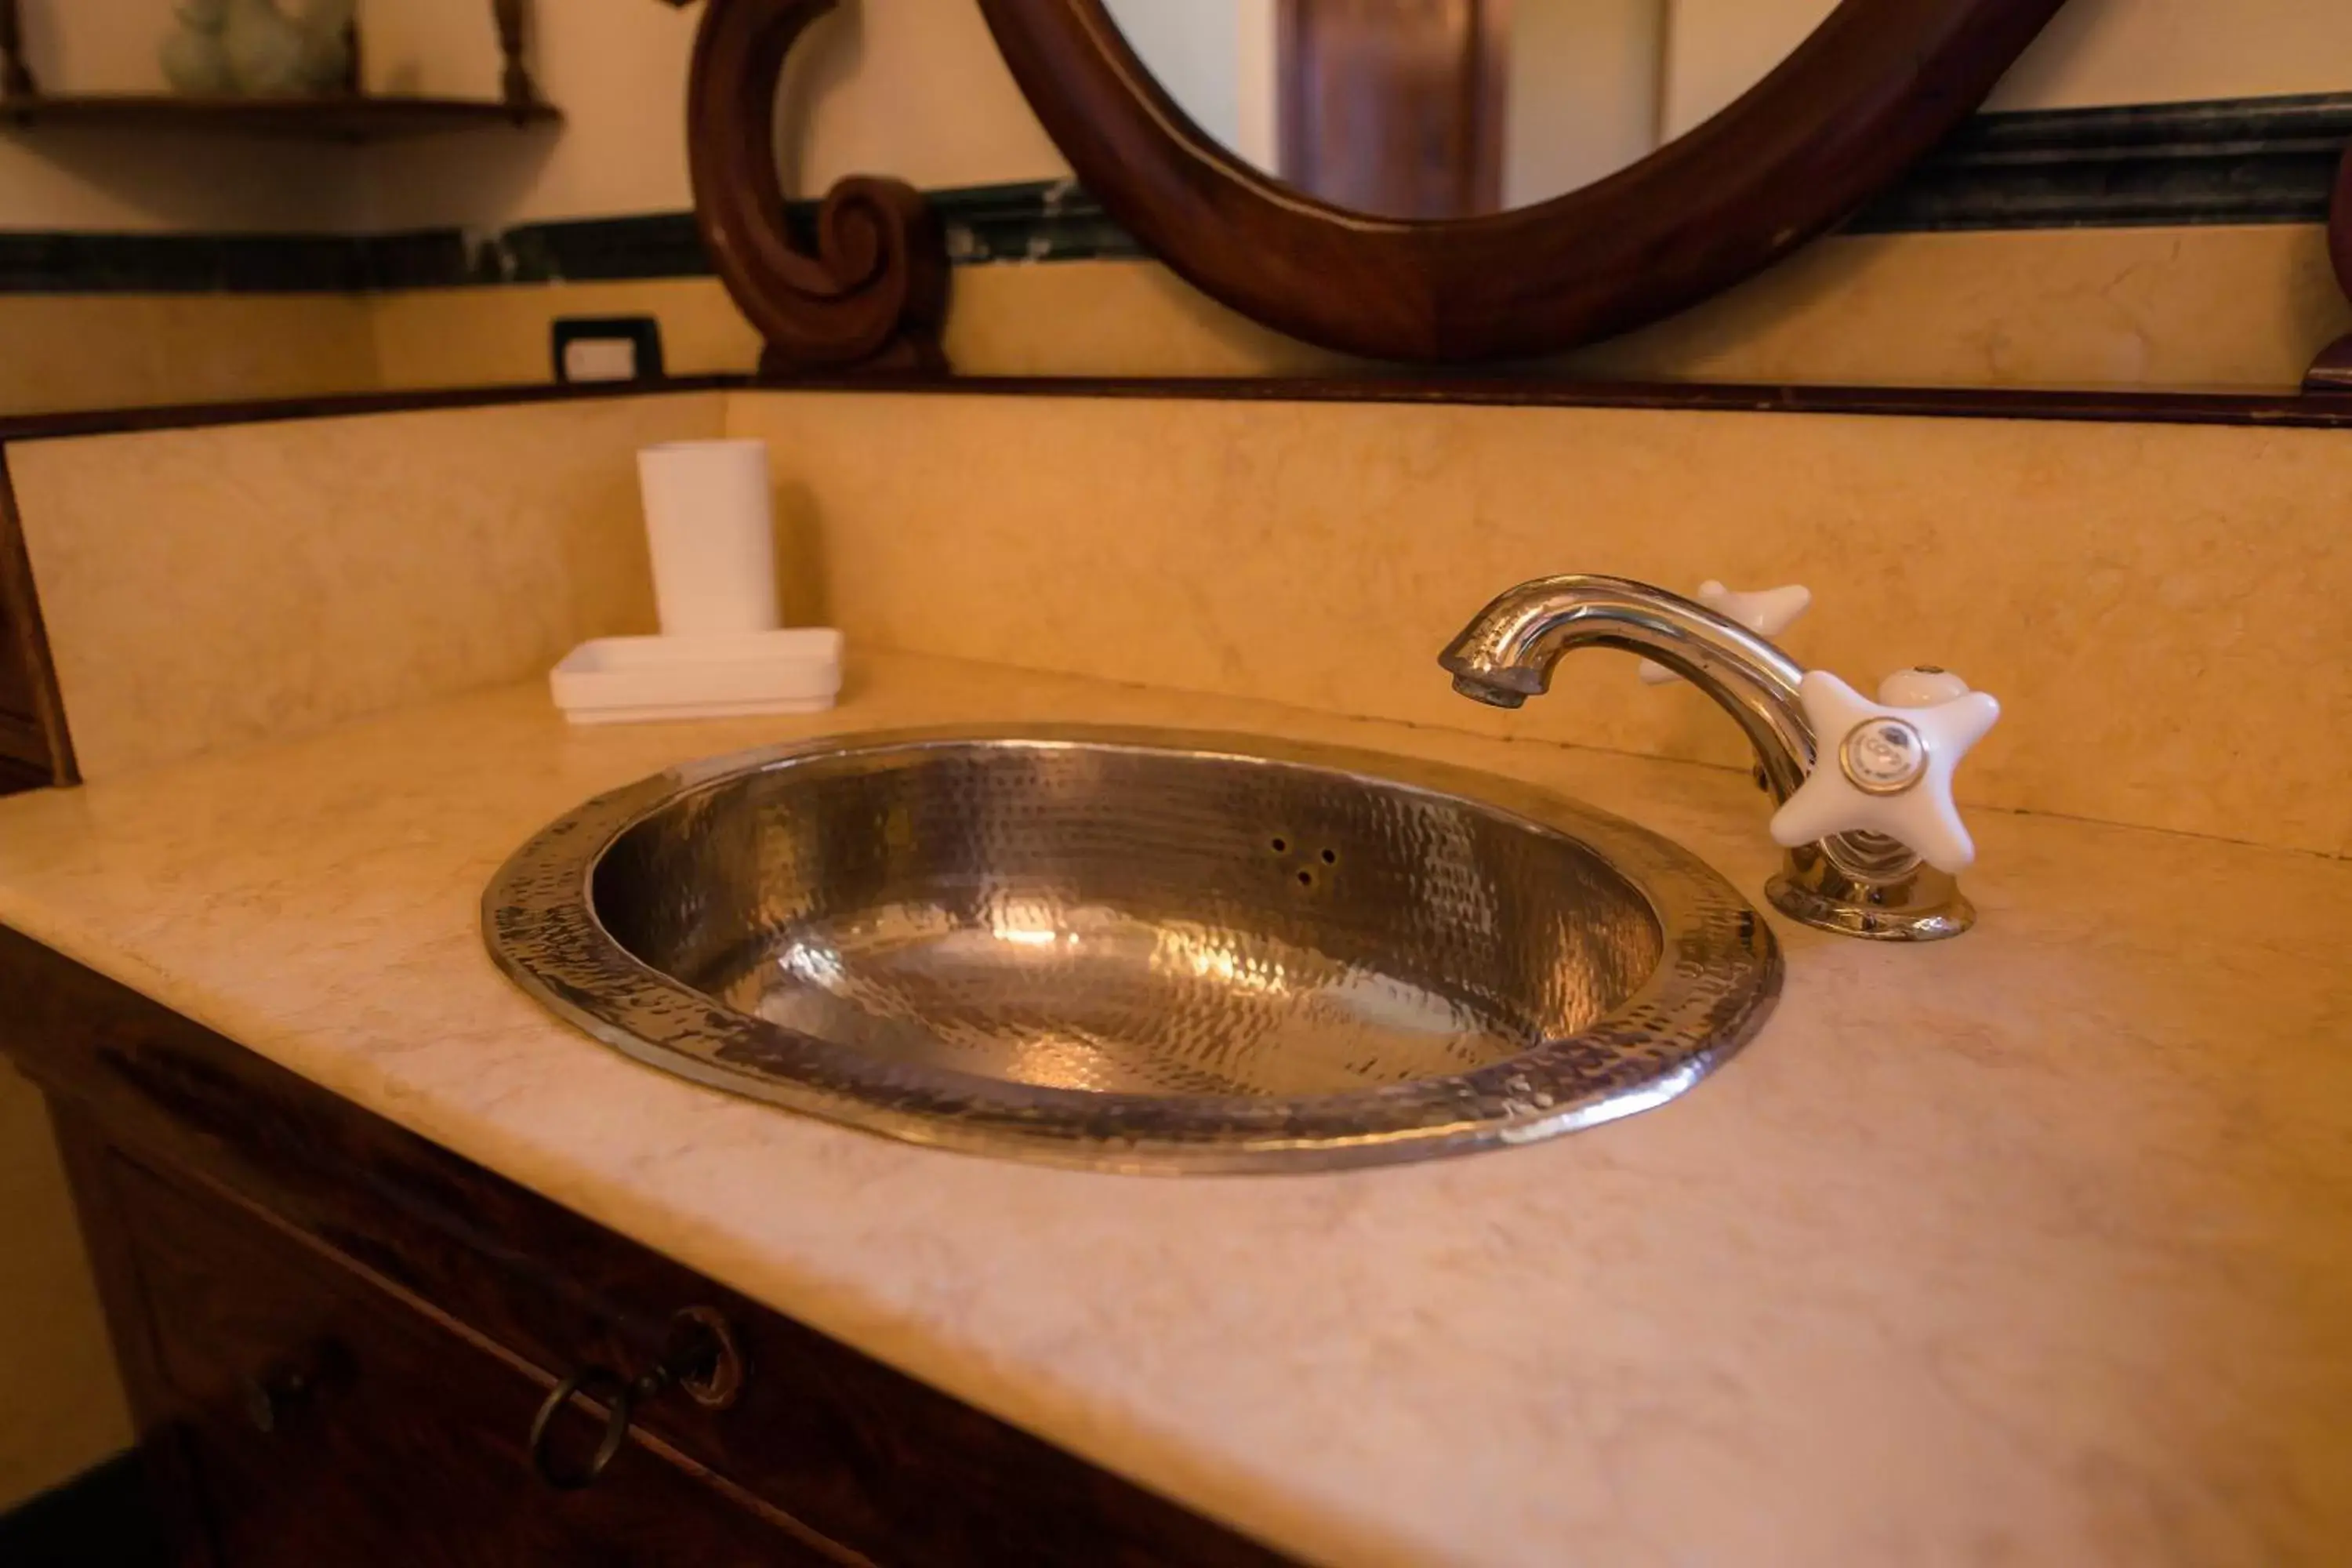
[1438,575,1816,800]
[1439,572,1984,941]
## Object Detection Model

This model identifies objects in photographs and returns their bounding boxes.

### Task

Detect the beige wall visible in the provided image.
[361,0,1063,230]
[1667,0,2352,123]
[0,294,380,419]
[366,278,759,393]
[0,1066,130,1510]
[361,217,2350,396]
[20,218,2336,414]
[1991,0,2352,110]
[1559,222,2348,392]
[358,0,701,233]
[1662,0,1838,137]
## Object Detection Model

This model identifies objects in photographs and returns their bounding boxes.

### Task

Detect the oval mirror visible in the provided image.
[978,0,2069,361]
[1099,0,1841,222]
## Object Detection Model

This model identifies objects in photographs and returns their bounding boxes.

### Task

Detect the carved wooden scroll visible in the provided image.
[668,0,949,376]
[2307,147,2352,393]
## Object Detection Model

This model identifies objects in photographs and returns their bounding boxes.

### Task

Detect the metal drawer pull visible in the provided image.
[238,1342,349,1436]
[528,1308,743,1490]
[528,1365,653,1492]
[238,1365,316,1435]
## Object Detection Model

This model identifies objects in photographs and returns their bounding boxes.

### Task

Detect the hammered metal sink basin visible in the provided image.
[484,727,1779,1172]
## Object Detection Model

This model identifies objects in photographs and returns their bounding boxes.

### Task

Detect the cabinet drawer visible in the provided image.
[109,1150,844,1568]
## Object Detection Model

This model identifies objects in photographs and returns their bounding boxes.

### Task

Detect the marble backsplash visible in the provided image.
[7,393,724,780]
[725,390,2352,858]
[7,384,2347,857]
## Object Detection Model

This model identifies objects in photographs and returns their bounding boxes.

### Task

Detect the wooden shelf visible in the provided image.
[0,93,561,144]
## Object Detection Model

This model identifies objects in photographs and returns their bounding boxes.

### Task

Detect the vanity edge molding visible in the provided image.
[5,375,2352,453]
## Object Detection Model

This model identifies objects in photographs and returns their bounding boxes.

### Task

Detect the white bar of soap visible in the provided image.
[550,629,843,725]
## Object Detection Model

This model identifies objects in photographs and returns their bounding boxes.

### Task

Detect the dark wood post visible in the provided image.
[1,0,38,101]
[2307,148,2352,392]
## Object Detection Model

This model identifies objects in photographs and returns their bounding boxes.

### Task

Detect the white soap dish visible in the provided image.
[550,628,843,725]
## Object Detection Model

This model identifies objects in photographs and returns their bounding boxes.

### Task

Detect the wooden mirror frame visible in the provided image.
[670,0,949,375]
[976,0,2068,362]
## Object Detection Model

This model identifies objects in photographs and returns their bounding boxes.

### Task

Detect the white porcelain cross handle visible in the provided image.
[1768,668,2001,874]
[1639,581,1813,684]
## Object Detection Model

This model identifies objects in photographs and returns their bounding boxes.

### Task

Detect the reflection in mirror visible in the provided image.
[1100,0,1838,220]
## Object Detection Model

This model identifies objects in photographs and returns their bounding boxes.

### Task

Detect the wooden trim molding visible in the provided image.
[0,451,74,786]
[748,373,2352,430]
[2307,147,2352,391]
[666,0,949,376]
[974,0,2066,363]
[814,373,2352,430]
[0,374,748,448]
[2,375,2352,456]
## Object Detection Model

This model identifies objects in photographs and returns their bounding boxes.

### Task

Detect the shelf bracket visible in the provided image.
[492,0,539,112]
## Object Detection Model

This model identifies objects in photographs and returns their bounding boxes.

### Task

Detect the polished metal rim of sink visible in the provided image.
[482,726,1780,1174]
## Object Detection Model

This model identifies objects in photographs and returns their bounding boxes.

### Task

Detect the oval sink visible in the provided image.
[484,727,1779,1172]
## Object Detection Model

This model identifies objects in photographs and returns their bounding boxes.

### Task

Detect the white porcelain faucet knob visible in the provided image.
[1768,670,2001,874]
[1639,580,1813,684]
[1876,666,1973,708]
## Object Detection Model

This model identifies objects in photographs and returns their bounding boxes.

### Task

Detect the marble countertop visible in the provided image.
[1,652,2346,1566]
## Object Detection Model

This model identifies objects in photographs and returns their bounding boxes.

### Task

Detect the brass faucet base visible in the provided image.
[1766,845,1975,941]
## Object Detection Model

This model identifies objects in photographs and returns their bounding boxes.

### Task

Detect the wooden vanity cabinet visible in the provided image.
[0,925,1288,1567]
[78,1142,840,1568]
